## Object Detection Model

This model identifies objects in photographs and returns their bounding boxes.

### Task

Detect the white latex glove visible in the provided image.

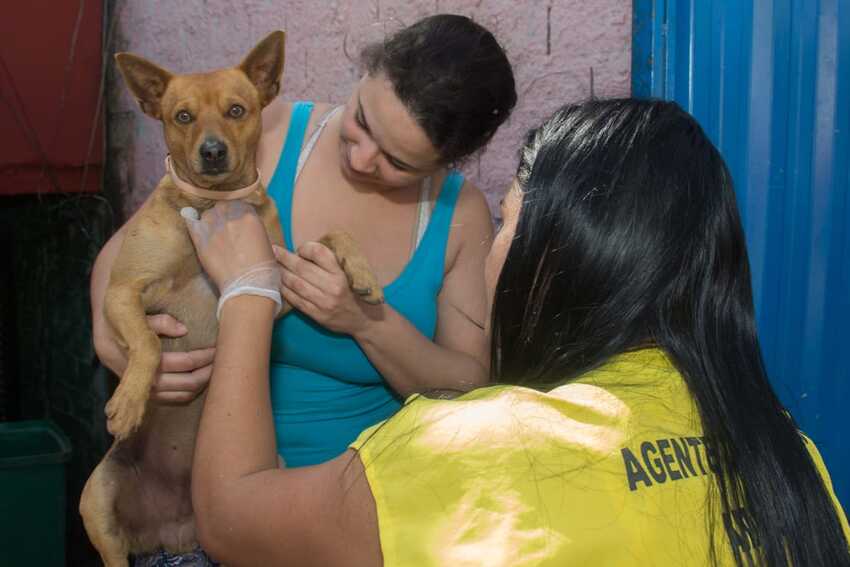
[182,202,282,319]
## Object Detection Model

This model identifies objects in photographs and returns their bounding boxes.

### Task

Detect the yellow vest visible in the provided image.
[351,348,849,566]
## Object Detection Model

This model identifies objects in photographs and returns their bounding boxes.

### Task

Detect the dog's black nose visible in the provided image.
[199,138,228,164]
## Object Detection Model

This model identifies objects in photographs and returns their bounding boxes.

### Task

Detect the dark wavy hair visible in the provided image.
[490,99,850,566]
[361,14,516,164]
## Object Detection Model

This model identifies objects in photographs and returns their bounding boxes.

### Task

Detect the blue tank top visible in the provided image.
[267,101,464,467]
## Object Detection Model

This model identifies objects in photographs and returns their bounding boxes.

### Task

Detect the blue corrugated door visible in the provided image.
[633,0,849,505]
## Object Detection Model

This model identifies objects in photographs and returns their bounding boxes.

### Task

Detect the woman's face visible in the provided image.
[338,74,442,190]
[484,179,522,334]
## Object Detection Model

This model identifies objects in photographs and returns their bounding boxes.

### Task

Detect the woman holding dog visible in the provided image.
[92,14,515,467]
[186,99,850,566]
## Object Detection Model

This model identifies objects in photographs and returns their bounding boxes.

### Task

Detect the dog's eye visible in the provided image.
[228,104,245,118]
[175,110,193,124]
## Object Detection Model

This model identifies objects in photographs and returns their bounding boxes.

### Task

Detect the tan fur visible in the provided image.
[80,31,382,566]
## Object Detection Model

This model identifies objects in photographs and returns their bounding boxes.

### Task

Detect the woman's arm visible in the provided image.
[277,182,493,398]
[356,182,493,395]
[187,203,381,566]
[192,297,381,566]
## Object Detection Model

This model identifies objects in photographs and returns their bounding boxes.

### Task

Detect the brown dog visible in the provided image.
[80,31,382,566]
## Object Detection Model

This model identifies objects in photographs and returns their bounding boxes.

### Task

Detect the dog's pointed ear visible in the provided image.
[239,31,285,108]
[114,53,173,119]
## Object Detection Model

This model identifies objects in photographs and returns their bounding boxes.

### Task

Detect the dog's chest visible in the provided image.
[140,189,280,353]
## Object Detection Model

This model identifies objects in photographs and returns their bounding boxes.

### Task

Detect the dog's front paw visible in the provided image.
[341,256,384,305]
[319,231,385,305]
[105,382,148,441]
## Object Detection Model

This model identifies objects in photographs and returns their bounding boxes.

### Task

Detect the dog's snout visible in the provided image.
[199,138,228,164]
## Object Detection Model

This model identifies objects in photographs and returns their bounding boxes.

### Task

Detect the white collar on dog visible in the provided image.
[165,155,261,201]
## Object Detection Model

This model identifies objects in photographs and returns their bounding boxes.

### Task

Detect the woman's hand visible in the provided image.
[275,243,381,336]
[94,312,214,404]
[146,313,216,403]
[182,201,276,291]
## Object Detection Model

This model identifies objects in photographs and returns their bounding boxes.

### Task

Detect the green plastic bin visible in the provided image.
[0,420,72,567]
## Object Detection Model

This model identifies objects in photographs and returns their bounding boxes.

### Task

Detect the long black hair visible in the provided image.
[490,99,850,566]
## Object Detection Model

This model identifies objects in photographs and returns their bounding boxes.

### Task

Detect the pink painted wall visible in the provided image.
[108,0,632,217]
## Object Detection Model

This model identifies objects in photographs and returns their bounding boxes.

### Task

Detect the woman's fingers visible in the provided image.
[296,241,344,275]
[154,364,213,393]
[182,206,208,252]
[152,363,213,404]
[280,266,336,311]
[275,243,375,334]
[146,313,188,338]
[280,283,323,321]
[160,347,216,373]
[274,245,338,290]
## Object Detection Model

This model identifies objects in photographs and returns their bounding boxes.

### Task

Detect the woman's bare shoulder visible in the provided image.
[456,178,491,213]
[262,98,336,131]
[442,176,494,272]
[454,178,494,237]
[258,98,336,183]
[429,171,493,239]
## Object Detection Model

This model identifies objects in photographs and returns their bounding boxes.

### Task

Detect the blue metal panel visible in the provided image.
[633,0,850,506]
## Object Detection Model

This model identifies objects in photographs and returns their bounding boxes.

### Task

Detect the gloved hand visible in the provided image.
[182,201,282,319]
